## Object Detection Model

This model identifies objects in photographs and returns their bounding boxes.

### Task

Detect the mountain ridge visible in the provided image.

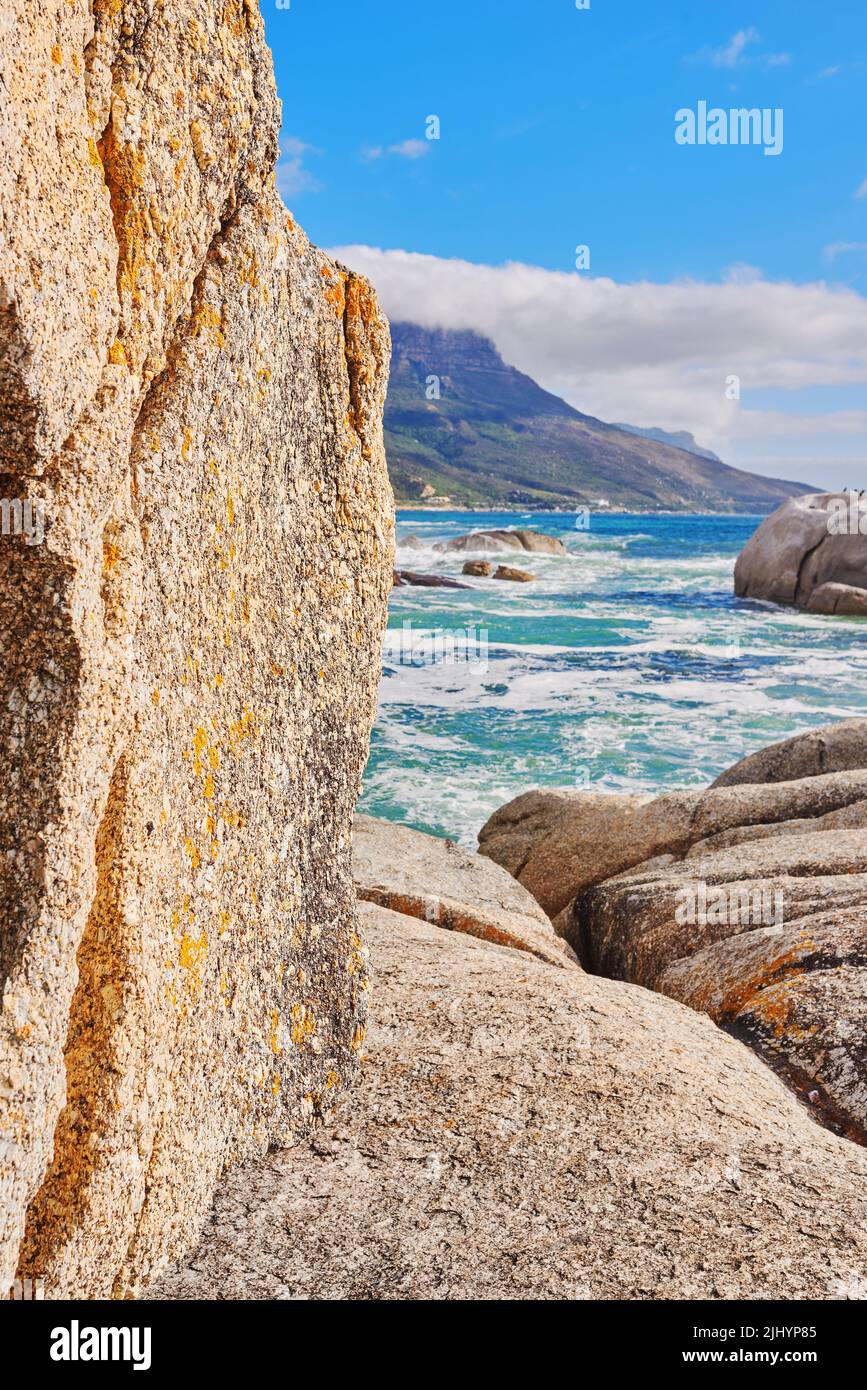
[385,322,812,513]
[611,423,723,464]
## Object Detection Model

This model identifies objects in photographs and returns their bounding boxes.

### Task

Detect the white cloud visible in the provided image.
[722,262,765,285]
[689,29,790,71]
[856,177,867,200]
[363,139,430,162]
[824,241,867,262]
[276,137,322,199]
[715,27,760,67]
[329,244,867,487]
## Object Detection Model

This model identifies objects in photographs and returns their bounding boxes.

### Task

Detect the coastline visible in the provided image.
[395,503,768,517]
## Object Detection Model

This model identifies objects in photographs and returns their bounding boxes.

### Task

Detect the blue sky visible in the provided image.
[263,1,867,485]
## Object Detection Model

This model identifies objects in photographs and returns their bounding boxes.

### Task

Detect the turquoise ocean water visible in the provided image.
[358,510,867,847]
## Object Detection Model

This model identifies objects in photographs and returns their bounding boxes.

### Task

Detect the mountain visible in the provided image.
[385,323,811,512]
[612,423,722,463]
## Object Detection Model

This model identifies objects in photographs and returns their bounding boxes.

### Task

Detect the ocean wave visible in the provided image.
[364,511,867,842]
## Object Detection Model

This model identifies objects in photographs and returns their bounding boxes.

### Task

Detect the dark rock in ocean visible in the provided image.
[462,559,493,577]
[393,569,470,589]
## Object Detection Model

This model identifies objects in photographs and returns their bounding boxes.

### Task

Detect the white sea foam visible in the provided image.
[364,512,867,843]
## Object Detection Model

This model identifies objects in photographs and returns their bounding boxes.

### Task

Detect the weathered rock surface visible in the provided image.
[479,789,654,916]
[352,815,578,969]
[807,582,867,616]
[462,559,492,577]
[434,528,566,556]
[480,769,867,918]
[151,903,867,1301]
[734,493,867,612]
[658,907,867,1143]
[1,0,393,1299]
[483,729,867,1140]
[712,718,867,787]
[572,830,867,1138]
[575,829,867,985]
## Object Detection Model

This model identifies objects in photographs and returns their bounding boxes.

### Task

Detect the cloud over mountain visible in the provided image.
[330,245,867,486]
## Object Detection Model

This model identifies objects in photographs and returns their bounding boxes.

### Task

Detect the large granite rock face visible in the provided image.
[0,0,393,1298]
[734,493,867,614]
[353,815,578,969]
[151,903,867,1300]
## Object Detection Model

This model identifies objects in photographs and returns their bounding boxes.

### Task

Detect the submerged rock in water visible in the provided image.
[493,564,535,582]
[1,0,392,1299]
[734,493,867,613]
[435,528,566,555]
[393,569,470,588]
[151,902,867,1301]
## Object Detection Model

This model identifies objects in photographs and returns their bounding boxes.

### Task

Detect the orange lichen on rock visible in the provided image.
[695,939,816,1023]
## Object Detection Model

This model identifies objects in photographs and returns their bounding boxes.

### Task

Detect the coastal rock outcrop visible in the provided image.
[480,763,867,917]
[462,559,493,577]
[479,789,654,916]
[711,718,867,787]
[435,528,566,556]
[734,493,867,614]
[657,906,867,1143]
[481,725,867,1140]
[151,902,867,1300]
[1,0,392,1299]
[353,816,578,968]
[573,831,867,1139]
